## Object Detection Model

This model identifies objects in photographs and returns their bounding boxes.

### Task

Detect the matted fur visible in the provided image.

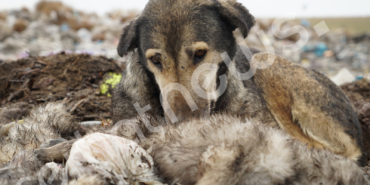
[68,175,108,185]
[133,115,369,185]
[0,102,367,185]
[0,152,67,185]
[0,102,79,165]
[0,102,31,126]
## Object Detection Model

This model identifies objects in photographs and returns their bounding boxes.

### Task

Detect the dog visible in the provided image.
[112,0,364,165]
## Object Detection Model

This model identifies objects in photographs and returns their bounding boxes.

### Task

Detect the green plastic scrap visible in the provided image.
[100,72,122,97]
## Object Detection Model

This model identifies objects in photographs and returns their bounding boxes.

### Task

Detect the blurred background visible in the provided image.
[1,0,370,17]
[0,0,369,84]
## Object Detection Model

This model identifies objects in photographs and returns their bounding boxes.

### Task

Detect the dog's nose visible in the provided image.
[172,96,193,114]
[166,95,211,123]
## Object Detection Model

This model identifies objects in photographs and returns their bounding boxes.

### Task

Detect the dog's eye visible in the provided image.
[150,55,162,68]
[195,50,206,58]
[194,50,206,64]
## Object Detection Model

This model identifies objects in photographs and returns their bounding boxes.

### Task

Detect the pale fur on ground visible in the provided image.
[0,102,80,185]
[1,102,369,185]
[68,175,108,185]
[135,115,370,185]
[0,102,79,165]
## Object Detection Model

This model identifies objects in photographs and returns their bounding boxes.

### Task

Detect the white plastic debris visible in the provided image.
[66,133,163,185]
[77,28,92,42]
[365,73,370,81]
[79,121,102,126]
[330,67,356,86]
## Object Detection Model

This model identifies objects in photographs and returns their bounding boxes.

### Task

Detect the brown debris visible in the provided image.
[341,78,370,172]
[92,33,105,41]
[67,17,95,31]
[36,1,72,15]
[13,19,28,33]
[0,102,31,126]
[0,12,7,21]
[341,78,370,104]
[0,53,123,121]
[20,7,30,13]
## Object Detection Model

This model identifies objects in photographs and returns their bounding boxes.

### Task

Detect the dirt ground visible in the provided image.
[0,53,123,125]
[1,53,370,174]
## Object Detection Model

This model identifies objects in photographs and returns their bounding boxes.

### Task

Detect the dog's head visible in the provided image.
[118,0,254,123]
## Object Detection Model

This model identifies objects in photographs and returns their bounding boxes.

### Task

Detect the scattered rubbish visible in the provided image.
[80,121,102,126]
[245,19,369,78]
[0,1,137,62]
[314,42,328,57]
[331,67,356,86]
[366,74,370,81]
[300,19,310,27]
[0,2,368,79]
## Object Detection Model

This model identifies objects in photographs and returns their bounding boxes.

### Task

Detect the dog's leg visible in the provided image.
[34,139,76,163]
[253,53,362,163]
[254,86,325,150]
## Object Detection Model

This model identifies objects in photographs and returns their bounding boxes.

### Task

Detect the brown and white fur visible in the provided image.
[113,0,364,164]
[0,102,80,166]
[0,103,368,185]
[0,103,80,185]
[134,115,369,185]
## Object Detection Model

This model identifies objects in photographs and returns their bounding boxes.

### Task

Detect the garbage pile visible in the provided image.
[0,1,136,62]
[1,1,369,85]
[243,19,370,83]
[0,53,123,123]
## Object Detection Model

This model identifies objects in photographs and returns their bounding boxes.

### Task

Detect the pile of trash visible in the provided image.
[1,1,369,86]
[243,19,370,84]
[0,53,123,123]
[0,1,137,61]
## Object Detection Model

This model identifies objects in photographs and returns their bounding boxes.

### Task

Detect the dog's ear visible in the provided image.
[117,18,139,57]
[215,0,255,38]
